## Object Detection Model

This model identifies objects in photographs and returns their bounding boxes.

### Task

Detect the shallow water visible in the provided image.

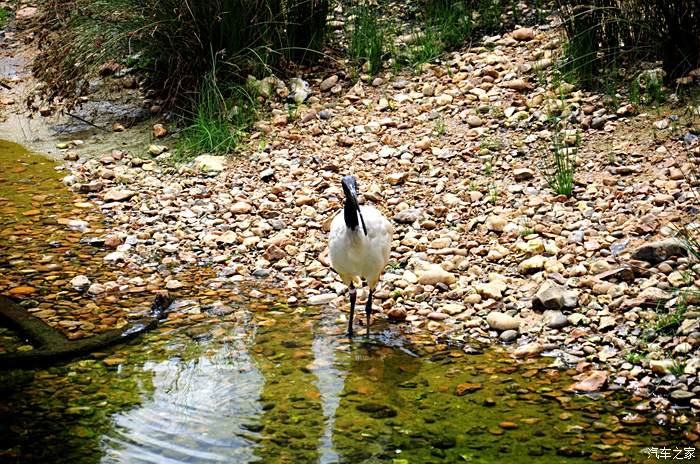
[0,140,156,341]
[1,300,693,464]
[0,141,694,463]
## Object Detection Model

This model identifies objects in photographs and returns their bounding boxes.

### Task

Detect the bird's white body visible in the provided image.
[329,205,392,289]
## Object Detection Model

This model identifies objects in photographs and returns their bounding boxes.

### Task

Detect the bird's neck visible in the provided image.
[343,199,360,231]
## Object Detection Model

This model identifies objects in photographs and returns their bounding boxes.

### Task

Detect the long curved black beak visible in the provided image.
[342,176,368,235]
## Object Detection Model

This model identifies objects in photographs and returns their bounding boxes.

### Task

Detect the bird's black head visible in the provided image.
[341,175,358,201]
[341,175,367,235]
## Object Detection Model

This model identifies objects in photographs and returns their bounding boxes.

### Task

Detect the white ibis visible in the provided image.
[329,176,393,336]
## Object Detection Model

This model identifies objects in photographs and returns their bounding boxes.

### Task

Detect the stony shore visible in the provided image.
[3,19,700,426]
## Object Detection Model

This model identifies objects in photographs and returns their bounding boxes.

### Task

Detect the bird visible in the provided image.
[329,175,393,337]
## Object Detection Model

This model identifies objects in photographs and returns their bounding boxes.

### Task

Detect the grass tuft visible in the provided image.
[176,73,257,159]
[539,131,576,197]
[0,7,14,29]
[348,5,387,76]
[556,0,700,90]
[425,0,473,50]
[33,0,329,108]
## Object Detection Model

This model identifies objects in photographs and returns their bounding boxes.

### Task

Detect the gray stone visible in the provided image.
[320,75,339,92]
[591,117,606,129]
[394,208,422,224]
[543,310,569,329]
[259,168,275,181]
[532,281,578,311]
[499,329,518,343]
[631,239,687,264]
[309,293,337,305]
[669,390,696,405]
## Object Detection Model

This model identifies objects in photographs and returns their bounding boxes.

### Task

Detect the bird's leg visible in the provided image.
[365,288,373,337]
[348,282,356,337]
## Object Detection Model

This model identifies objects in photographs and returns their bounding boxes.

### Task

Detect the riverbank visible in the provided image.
[1,6,699,429]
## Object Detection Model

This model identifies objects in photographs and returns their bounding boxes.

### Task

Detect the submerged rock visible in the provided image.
[569,371,607,392]
[70,275,91,292]
[513,342,543,358]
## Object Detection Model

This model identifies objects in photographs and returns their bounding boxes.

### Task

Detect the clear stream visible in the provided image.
[0,141,693,463]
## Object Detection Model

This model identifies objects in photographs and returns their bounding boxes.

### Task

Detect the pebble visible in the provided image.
[231,201,253,214]
[417,266,456,286]
[70,275,91,292]
[485,215,507,232]
[454,383,482,395]
[513,342,543,358]
[152,124,167,138]
[486,312,520,331]
[511,27,535,41]
[320,75,339,92]
[467,115,483,128]
[475,281,506,300]
[532,282,577,311]
[194,155,227,172]
[103,189,137,202]
[499,330,518,343]
[543,310,569,329]
[308,293,336,305]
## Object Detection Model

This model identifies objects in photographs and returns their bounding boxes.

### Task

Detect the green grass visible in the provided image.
[676,227,700,280]
[669,362,686,377]
[625,351,645,364]
[0,8,14,28]
[434,115,446,136]
[34,0,328,108]
[480,137,503,152]
[654,302,688,335]
[348,5,387,76]
[176,74,257,159]
[488,184,498,204]
[408,27,443,69]
[425,0,473,50]
[479,0,503,32]
[556,0,700,91]
[539,132,576,197]
[398,0,526,71]
[637,70,665,105]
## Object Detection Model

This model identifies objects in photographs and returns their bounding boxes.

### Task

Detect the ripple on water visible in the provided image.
[2,302,690,463]
[102,343,265,463]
